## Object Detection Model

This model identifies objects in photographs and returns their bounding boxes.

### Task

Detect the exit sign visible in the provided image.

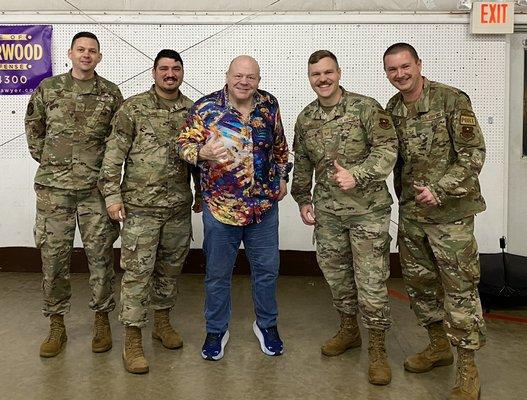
[471,2,515,34]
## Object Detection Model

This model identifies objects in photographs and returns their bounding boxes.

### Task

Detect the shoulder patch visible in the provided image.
[379,117,392,130]
[461,126,475,141]
[460,114,476,126]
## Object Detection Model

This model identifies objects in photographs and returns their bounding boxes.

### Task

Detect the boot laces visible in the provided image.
[94,313,108,337]
[155,312,176,333]
[369,332,386,363]
[158,318,173,332]
[126,332,144,359]
[46,320,64,343]
[455,352,471,387]
[333,317,355,339]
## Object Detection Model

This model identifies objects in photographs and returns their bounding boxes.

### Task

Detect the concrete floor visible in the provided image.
[0,273,526,400]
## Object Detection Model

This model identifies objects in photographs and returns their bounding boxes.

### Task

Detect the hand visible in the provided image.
[277,179,288,201]
[414,184,438,206]
[300,204,316,226]
[107,202,126,221]
[332,160,357,190]
[198,132,229,163]
[193,199,203,213]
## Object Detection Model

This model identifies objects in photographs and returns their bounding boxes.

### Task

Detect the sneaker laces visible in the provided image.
[263,326,281,345]
[204,332,222,347]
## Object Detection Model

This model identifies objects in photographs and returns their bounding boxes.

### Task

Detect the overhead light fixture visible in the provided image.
[457,0,473,10]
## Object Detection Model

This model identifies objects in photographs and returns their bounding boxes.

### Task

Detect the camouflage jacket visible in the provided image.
[386,78,486,223]
[291,88,397,216]
[25,71,123,190]
[98,86,196,208]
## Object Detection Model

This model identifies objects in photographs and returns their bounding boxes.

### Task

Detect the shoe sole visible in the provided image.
[369,378,392,386]
[122,350,149,374]
[152,331,183,349]
[39,336,67,358]
[404,356,454,373]
[201,330,229,361]
[321,339,362,357]
[92,343,112,353]
[252,321,283,356]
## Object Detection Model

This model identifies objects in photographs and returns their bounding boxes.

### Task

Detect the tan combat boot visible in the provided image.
[40,314,67,357]
[448,348,481,400]
[404,321,454,373]
[368,329,391,385]
[152,309,183,349]
[92,311,112,353]
[321,312,361,356]
[122,326,149,374]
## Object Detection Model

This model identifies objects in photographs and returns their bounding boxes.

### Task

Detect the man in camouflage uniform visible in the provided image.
[291,50,398,385]
[98,49,200,374]
[25,32,122,358]
[383,43,486,400]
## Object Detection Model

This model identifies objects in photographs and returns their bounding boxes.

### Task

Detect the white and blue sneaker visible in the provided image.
[201,331,229,361]
[252,321,284,356]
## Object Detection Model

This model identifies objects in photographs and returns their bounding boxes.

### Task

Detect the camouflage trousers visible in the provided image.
[119,203,192,328]
[398,215,486,350]
[314,207,392,330]
[34,184,119,317]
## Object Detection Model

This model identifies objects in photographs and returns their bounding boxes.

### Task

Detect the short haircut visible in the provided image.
[383,43,420,65]
[71,32,100,51]
[308,50,339,67]
[154,49,184,69]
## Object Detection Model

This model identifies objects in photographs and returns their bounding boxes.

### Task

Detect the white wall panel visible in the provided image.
[0,1,469,12]
[0,21,507,252]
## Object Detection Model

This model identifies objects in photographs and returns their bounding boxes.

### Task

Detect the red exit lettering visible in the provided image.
[480,3,509,24]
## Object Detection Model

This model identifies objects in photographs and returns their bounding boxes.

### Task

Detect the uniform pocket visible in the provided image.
[304,129,324,163]
[406,112,446,158]
[337,117,367,159]
[455,239,480,282]
[33,215,47,248]
[121,231,139,252]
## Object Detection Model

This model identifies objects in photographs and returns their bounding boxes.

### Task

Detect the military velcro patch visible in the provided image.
[379,118,391,130]
[461,126,475,141]
[27,102,34,116]
[460,115,476,126]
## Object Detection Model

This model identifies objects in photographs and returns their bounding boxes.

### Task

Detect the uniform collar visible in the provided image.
[148,85,188,111]
[64,69,102,95]
[391,77,431,117]
[310,86,352,120]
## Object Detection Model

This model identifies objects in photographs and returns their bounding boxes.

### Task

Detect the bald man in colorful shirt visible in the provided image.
[177,55,290,361]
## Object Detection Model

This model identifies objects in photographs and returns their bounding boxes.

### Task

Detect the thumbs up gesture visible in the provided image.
[332,160,356,190]
[198,131,230,163]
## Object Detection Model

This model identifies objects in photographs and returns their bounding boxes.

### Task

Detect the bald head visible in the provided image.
[227,55,260,77]
[226,55,261,107]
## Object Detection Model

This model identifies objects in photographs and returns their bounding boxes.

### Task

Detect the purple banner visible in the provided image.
[0,25,52,95]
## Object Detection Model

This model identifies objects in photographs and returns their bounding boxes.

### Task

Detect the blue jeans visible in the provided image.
[202,202,280,333]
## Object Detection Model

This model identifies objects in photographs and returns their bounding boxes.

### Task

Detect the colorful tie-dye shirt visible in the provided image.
[177,87,289,226]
